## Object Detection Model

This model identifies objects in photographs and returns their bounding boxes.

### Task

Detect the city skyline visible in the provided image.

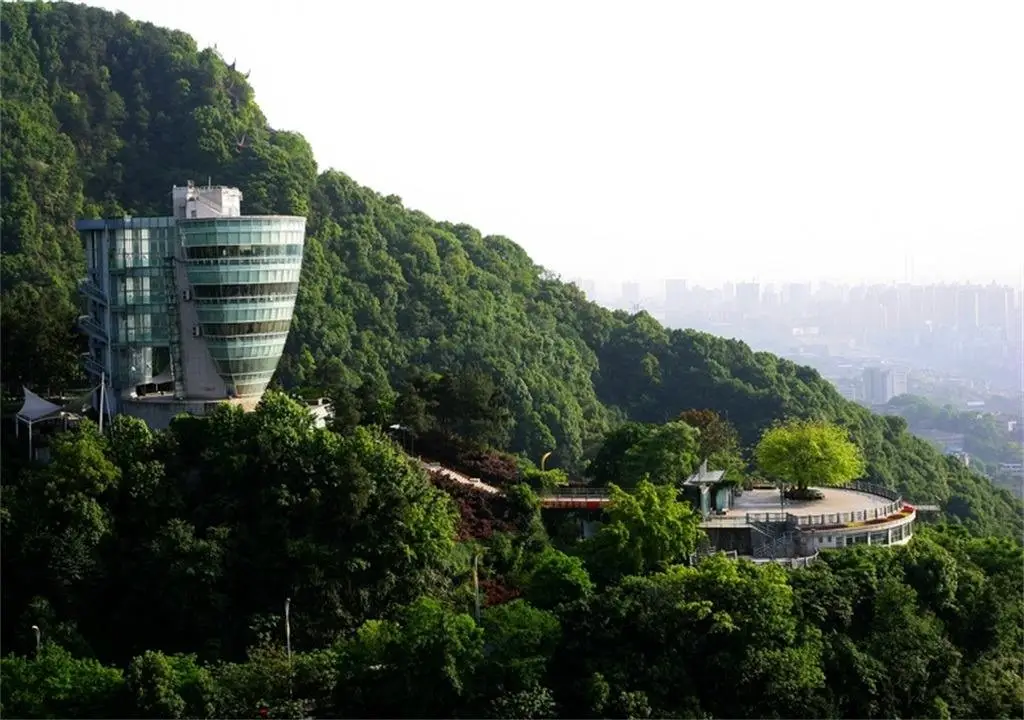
[571,275,1024,299]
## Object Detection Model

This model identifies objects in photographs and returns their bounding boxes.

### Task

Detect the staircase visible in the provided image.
[749,518,796,560]
[163,256,186,399]
[754,531,797,560]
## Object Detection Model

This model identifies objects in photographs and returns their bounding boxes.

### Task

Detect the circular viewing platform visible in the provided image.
[701,481,918,560]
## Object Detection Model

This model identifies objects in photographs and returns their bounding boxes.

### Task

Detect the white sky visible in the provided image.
[91,0,1023,287]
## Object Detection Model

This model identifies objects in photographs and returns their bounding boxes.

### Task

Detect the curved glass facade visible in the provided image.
[178,216,306,397]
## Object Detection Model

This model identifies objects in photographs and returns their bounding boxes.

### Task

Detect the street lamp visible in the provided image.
[284,598,293,700]
[31,625,40,656]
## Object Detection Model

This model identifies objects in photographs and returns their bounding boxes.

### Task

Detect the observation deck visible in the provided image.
[701,481,919,562]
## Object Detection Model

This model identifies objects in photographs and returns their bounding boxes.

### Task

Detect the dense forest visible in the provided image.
[1,3,1023,718]
[3,396,1023,719]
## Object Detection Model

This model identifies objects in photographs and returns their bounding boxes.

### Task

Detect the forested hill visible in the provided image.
[2,1,1020,536]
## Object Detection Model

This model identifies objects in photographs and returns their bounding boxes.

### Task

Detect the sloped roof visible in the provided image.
[16,387,93,423]
[16,387,64,422]
[684,458,726,486]
[149,369,174,386]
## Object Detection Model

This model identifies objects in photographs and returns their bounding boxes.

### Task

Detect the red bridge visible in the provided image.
[538,486,612,510]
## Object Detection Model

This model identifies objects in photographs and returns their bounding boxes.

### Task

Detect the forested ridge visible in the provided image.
[1,3,1023,717]
[2,0,1019,536]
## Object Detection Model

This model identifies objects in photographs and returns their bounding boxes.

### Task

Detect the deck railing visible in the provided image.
[705,481,906,529]
[542,486,612,499]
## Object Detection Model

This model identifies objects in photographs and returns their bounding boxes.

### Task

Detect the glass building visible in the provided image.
[78,182,306,428]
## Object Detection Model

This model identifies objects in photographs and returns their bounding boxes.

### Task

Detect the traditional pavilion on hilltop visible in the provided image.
[683,459,729,516]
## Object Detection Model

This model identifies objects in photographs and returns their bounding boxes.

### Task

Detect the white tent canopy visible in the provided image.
[16,387,64,423]
[15,384,108,458]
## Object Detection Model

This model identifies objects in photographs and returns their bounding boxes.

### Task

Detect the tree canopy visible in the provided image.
[754,420,868,491]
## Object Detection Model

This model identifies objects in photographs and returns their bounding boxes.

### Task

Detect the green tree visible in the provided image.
[525,547,595,611]
[477,600,560,698]
[621,420,701,488]
[0,644,127,718]
[583,480,703,583]
[126,650,215,719]
[677,409,745,482]
[587,422,654,486]
[754,419,866,492]
[209,645,337,720]
[334,597,484,718]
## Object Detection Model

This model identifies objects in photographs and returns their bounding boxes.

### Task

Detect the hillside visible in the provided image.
[1,1,1021,537]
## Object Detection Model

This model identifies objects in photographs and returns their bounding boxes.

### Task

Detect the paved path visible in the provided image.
[417,459,501,494]
[417,458,611,508]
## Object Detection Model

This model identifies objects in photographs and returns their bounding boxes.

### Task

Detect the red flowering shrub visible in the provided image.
[416,431,520,488]
[478,577,521,607]
[429,471,518,541]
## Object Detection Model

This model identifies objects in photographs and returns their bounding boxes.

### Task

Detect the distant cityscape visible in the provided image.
[570,278,1024,407]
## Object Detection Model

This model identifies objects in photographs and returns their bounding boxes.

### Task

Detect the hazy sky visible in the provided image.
[91,0,1023,286]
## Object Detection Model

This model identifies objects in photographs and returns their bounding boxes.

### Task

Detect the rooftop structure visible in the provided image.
[77,181,306,429]
[683,459,727,516]
[700,481,918,564]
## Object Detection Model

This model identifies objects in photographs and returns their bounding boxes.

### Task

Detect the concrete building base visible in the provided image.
[119,396,259,430]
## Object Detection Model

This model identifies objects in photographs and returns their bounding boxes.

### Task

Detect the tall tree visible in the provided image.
[583,480,704,583]
[754,419,867,493]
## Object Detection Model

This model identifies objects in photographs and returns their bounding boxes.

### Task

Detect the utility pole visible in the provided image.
[472,554,481,623]
[284,597,293,699]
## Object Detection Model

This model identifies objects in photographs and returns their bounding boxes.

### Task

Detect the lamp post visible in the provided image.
[540,451,553,472]
[473,553,481,624]
[284,597,292,661]
[284,597,293,700]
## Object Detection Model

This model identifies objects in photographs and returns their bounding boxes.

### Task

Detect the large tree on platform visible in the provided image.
[754,420,866,492]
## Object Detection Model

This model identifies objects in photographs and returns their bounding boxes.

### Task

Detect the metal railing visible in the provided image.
[702,481,907,530]
[82,356,105,379]
[541,487,612,499]
[845,480,901,501]
[77,315,108,342]
[78,278,107,304]
[790,498,905,528]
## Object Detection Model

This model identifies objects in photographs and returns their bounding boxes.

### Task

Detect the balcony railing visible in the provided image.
[541,487,612,499]
[81,355,105,378]
[703,481,907,530]
[78,278,107,304]
[78,315,108,342]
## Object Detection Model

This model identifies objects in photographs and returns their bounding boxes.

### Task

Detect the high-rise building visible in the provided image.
[955,286,979,331]
[663,278,689,325]
[734,282,761,315]
[621,281,641,310]
[77,181,306,429]
[783,282,811,306]
[978,284,1012,331]
[863,367,908,405]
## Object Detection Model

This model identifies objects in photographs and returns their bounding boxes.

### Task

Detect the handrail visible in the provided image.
[737,482,906,529]
[541,487,611,499]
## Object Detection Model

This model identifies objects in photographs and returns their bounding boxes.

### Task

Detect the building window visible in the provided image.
[191,282,299,299]
[202,320,293,337]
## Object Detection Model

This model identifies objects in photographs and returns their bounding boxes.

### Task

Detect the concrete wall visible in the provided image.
[174,252,228,400]
[120,396,258,430]
[704,526,754,555]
